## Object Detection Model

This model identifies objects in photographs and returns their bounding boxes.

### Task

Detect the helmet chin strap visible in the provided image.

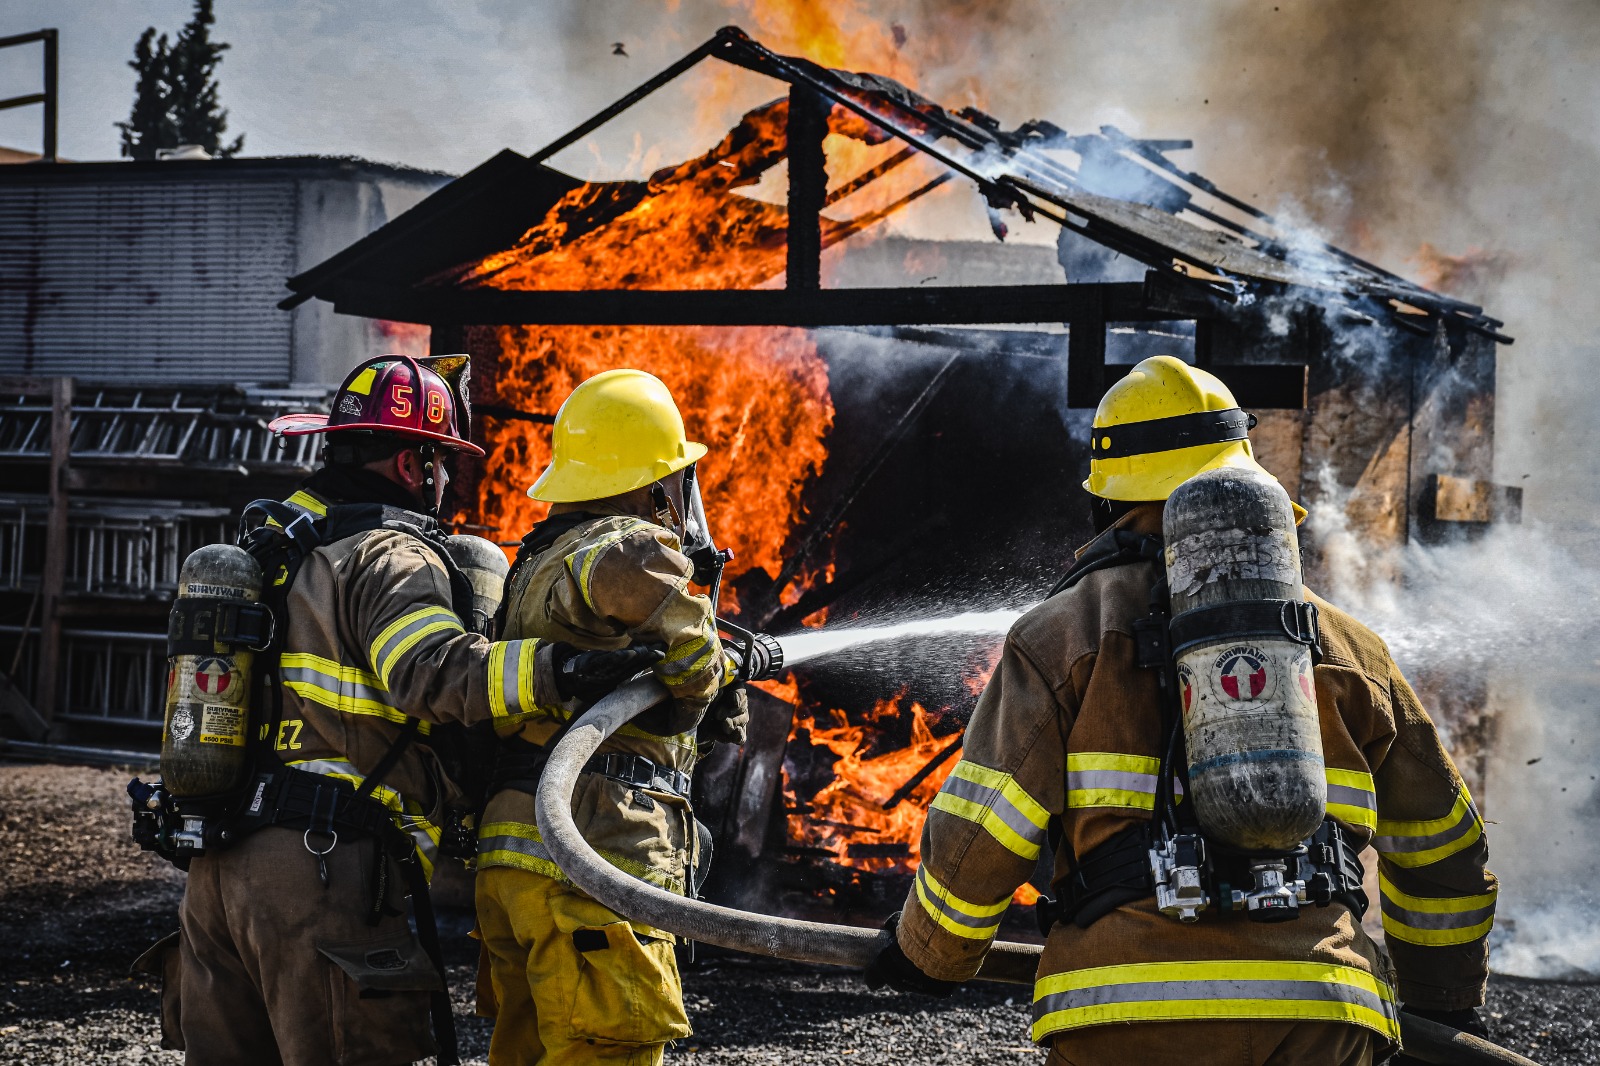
[650,482,683,535]
[420,442,440,519]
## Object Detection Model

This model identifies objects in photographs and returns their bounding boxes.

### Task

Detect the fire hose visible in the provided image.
[533,677,1541,1066]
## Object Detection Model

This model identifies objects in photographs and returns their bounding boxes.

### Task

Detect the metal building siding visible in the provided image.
[0,177,297,382]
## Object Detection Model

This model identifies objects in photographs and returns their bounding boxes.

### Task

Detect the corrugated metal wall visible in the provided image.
[0,177,297,382]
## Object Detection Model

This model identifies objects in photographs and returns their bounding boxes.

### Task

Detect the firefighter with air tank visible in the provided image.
[866,355,1498,1065]
[473,368,754,1066]
[129,355,654,1066]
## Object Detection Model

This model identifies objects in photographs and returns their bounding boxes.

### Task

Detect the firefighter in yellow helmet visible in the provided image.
[867,356,1497,1065]
[474,369,747,1066]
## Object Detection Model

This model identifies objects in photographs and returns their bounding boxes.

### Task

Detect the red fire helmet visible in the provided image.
[269,355,486,456]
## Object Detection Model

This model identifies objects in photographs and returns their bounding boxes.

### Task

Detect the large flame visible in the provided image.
[450,58,1019,902]
[473,324,829,616]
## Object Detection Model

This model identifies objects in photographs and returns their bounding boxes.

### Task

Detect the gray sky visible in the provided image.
[0,1,792,173]
[3,1,1599,514]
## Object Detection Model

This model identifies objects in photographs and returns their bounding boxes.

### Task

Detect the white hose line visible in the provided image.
[532,679,1542,1066]
[532,676,1039,984]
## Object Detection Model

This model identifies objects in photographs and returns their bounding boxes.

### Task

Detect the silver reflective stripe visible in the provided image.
[281,664,395,712]
[1327,783,1376,813]
[1380,897,1496,931]
[1035,977,1389,1016]
[940,774,1048,850]
[500,640,527,713]
[372,608,462,681]
[915,867,1005,931]
[478,833,554,864]
[1374,805,1479,855]
[1066,769,1184,796]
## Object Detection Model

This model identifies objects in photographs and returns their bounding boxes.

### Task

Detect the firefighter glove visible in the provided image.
[551,641,666,705]
[863,913,960,998]
[1393,1006,1490,1065]
[702,683,750,745]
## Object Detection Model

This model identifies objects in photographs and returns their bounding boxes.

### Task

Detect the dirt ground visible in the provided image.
[1,761,1595,1065]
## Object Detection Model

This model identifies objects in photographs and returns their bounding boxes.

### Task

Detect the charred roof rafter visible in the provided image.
[281,24,1508,348]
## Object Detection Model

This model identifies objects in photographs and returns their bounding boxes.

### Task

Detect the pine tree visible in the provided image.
[115,0,244,160]
[116,29,176,160]
[168,0,243,158]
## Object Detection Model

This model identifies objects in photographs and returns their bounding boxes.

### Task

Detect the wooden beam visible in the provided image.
[785,84,829,291]
[1066,288,1108,408]
[36,376,71,731]
[328,282,1176,328]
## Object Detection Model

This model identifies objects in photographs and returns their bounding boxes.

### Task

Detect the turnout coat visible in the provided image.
[895,505,1496,1050]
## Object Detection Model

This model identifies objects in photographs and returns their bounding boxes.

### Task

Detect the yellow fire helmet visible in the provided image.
[528,368,707,503]
[1085,356,1303,519]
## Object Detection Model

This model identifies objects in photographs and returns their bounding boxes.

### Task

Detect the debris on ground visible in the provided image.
[1,763,1594,1065]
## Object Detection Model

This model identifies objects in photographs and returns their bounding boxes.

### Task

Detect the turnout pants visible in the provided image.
[169,826,440,1066]
[475,865,690,1066]
[1048,1020,1376,1065]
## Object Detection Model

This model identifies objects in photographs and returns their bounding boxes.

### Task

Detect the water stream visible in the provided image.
[776,608,1024,667]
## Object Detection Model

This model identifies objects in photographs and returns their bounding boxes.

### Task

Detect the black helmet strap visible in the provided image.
[1090,407,1256,461]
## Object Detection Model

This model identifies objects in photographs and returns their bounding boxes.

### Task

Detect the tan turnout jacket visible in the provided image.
[476,504,731,898]
[896,506,1496,1048]
[270,487,549,878]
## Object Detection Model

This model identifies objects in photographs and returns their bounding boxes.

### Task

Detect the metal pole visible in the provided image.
[41,29,57,162]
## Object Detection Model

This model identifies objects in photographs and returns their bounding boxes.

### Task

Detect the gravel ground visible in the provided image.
[1,762,1595,1065]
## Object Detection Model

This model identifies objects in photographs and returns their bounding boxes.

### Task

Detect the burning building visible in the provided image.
[281,26,1512,917]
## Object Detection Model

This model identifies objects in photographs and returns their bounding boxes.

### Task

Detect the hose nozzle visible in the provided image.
[717,618,786,682]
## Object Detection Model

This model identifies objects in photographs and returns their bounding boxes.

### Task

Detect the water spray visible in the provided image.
[773,609,1023,668]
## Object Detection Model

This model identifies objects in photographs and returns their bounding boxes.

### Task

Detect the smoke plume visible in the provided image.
[700,0,1600,977]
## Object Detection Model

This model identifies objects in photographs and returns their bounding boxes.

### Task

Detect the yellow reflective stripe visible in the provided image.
[487,642,510,717]
[1065,751,1180,811]
[487,639,554,725]
[279,652,432,733]
[284,490,328,517]
[565,522,650,614]
[1325,767,1377,833]
[1031,960,1399,1043]
[929,760,1049,862]
[1375,789,1482,867]
[1069,752,1161,774]
[369,606,464,689]
[659,641,718,688]
[476,819,683,894]
[913,864,1008,940]
[1378,872,1497,947]
[661,632,709,668]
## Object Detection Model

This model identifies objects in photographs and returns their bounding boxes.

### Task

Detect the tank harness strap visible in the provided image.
[1042,817,1369,932]
[586,752,692,798]
[1047,528,1164,598]
[490,736,690,802]
[1039,825,1155,934]
[1169,599,1322,660]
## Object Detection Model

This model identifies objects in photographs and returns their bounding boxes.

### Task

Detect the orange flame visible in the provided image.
[786,690,958,875]
[448,49,1026,904]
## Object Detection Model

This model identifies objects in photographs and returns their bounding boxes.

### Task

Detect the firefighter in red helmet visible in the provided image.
[134,355,657,1066]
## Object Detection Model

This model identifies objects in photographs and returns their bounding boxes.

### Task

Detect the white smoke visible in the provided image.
[1307,462,1600,979]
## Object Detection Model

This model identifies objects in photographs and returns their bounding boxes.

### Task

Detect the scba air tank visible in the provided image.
[161,544,264,797]
[1163,465,1325,852]
[445,534,510,636]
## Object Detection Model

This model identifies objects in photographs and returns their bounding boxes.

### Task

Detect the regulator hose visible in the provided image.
[533,678,1540,1066]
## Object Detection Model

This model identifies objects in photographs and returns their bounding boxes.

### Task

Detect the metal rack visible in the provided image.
[0,383,331,470]
[0,376,333,742]
[0,495,232,598]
